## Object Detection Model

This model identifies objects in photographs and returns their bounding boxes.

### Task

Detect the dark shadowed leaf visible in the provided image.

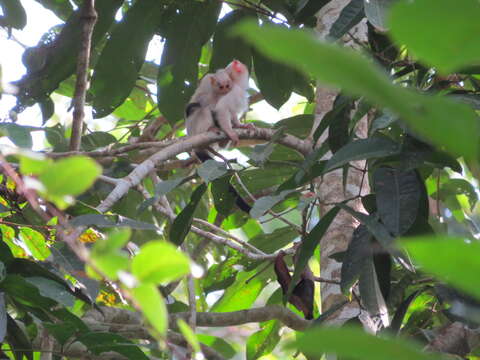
[329,0,365,40]
[0,293,5,342]
[253,44,295,109]
[7,314,32,360]
[25,277,75,307]
[15,0,122,108]
[91,0,167,118]
[328,97,353,153]
[211,175,236,216]
[274,114,314,139]
[390,290,421,334]
[210,9,254,71]
[341,224,372,294]
[170,183,207,246]
[76,332,149,360]
[0,0,26,29]
[288,207,339,299]
[157,1,221,123]
[373,168,422,236]
[359,255,389,326]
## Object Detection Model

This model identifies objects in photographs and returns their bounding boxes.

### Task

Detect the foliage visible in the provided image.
[0,0,480,359]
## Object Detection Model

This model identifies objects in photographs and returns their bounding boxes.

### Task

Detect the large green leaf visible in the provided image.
[402,236,480,299]
[291,326,437,360]
[324,137,401,172]
[157,0,221,123]
[373,168,422,236]
[0,123,33,148]
[389,0,480,73]
[39,156,101,197]
[209,9,254,72]
[197,335,236,359]
[131,241,190,284]
[234,22,480,159]
[170,183,208,246]
[91,0,167,118]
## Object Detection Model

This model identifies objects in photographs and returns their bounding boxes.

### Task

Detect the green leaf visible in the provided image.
[402,236,480,299]
[0,123,33,148]
[210,9,254,72]
[19,227,51,261]
[197,335,236,359]
[291,326,437,360]
[358,255,389,326]
[364,0,396,31]
[157,0,221,123]
[76,332,148,360]
[6,314,32,360]
[373,168,422,236]
[250,190,294,219]
[211,270,264,312]
[81,132,117,151]
[253,43,295,109]
[91,0,166,118]
[389,0,480,73]
[211,175,236,216]
[25,277,75,307]
[288,207,339,299]
[0,0,27,29]
[234,22,480,159]
[328,0,365,40]
[39,155,101,197]
[274,114,314,139]
[19,154,53,175]
[91,229,131,280]
[432,178,478,211]
[328,96,353,153]
[197,160,228,183]
[170,183,207,246]
[131,241,190,284]
[324,137,400,172]
[341,225,372,294]
[246,320,281,360]
[130,284,167,336]
[177,319,201,354]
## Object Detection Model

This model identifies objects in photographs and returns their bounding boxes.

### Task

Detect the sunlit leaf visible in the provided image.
[131,241,190,284]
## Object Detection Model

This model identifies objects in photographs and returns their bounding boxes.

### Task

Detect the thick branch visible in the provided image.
[97,128,309,213]
[84,304,311,332]
[69,0,97,151]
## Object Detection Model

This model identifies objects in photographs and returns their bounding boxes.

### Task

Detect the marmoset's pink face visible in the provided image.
[211,71,232,95]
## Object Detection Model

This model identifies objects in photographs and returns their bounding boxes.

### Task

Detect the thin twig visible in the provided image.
[69,0,98,151]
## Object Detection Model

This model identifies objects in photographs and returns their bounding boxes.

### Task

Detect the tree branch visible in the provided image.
[69,0,97,151]
[97,128,309,213]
